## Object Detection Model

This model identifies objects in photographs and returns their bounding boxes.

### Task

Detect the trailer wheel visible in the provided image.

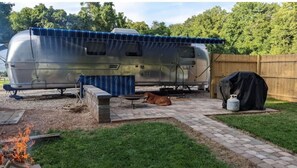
[58,88,66,96]
[12,90,18,95]
[185,85,191,91]
[175,85,191,91]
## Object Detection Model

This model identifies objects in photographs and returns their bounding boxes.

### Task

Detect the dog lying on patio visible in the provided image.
[143,92,172,106]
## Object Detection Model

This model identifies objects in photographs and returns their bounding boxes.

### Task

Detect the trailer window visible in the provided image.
[85,42,106,55]
[125,43,142,56]
[179,47,195,58]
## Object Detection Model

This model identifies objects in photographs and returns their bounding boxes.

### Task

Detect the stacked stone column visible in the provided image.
[83,85,111,123]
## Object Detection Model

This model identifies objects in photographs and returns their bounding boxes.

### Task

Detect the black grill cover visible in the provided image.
[219,72,268,111]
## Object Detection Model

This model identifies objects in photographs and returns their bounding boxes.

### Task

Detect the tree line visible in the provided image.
[0,2,296,55]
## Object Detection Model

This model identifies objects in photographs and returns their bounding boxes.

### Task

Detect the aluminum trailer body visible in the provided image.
[6,27,224,90]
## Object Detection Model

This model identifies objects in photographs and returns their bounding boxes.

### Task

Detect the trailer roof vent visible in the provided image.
[111,28,139,35]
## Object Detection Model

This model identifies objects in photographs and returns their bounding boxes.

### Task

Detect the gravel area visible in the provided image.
[0,89,102,140]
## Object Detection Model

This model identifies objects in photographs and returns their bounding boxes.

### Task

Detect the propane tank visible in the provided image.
[227,94,240,112]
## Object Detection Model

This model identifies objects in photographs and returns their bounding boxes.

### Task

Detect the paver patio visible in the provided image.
[110,93,297,168]
[1,88,296,167]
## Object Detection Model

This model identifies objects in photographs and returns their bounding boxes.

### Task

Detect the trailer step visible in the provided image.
[3,84,22,99]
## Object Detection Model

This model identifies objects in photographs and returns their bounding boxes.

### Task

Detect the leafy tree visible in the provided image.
[10,3,68,31]
[66,14,81,30]
[49,8,67,28]
[170,6,228,38]
[100,2,117,31]
[77,2,127,31]
[169,24,185,36]
[0,71,7,77]
[0,2,14,43]
[148,21,170,36]
[269,2,297,54]
[169,6,228,53]
[126,20,150,34]
[10,7,33,32]
[116,12,127,29]
[126,20,170,36]
[76,2,94,30]
[221,2,279,55]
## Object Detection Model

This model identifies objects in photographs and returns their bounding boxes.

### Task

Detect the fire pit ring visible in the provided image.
[119,95,147,109]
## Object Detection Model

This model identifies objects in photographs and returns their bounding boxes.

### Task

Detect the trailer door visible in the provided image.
[177,46,197,84]
[159,48,177,85]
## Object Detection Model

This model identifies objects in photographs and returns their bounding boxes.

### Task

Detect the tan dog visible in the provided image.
[144,92,172,106]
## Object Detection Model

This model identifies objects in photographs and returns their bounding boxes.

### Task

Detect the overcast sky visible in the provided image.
[10,2,236,26]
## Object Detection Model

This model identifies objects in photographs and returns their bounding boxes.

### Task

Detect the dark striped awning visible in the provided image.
[79,75,135,96]
[30,27,225,45]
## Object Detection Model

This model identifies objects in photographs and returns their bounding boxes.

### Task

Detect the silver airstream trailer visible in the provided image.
[5,27,224,91]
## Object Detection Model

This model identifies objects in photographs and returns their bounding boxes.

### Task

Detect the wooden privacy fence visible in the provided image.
[210,54,297,102]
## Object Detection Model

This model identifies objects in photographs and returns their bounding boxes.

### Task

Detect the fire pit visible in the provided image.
[119,95,147,109]
[0,125,40,168]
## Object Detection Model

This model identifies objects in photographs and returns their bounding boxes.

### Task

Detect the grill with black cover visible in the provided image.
[219,71,268,111]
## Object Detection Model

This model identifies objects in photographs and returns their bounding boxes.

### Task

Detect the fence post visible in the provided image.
[257,55,261,75]
[210,53,216,98]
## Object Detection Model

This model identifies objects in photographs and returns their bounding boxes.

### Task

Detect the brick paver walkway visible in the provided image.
[110,96,297,168]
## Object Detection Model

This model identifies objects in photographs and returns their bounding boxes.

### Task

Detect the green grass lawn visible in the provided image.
[215,98,297,153]
[0,79,9,88]
[32,122,229,168]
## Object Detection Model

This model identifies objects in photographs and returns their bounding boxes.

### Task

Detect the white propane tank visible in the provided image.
[227,94,240,112]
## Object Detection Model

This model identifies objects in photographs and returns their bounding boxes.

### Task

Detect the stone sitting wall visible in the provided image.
[83,85,111,123]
